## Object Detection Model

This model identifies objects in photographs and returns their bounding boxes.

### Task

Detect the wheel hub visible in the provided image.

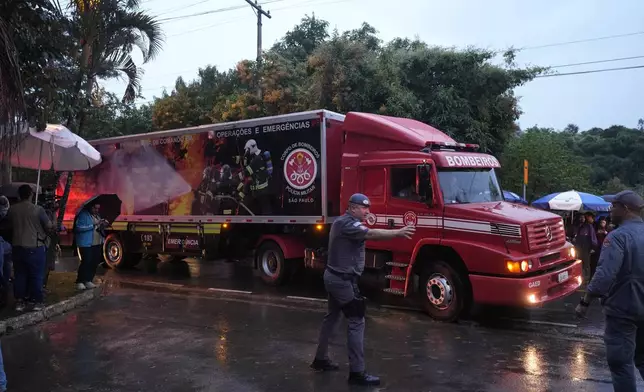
[108,242,120,262]
[426,274,453,309]
[262,251,279,278]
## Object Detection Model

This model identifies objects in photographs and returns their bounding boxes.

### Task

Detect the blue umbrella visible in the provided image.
[503,190,528,204]
[532,190,611,212]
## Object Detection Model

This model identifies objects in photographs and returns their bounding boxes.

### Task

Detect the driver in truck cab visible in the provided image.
[442,175,466,204]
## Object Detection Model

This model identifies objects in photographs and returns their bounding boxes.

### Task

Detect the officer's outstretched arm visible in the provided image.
[341,221,415,241]
[365,226,415,241]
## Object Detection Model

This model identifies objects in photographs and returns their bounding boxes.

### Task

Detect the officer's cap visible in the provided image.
[348,193,371,207]
[607,190,644,211]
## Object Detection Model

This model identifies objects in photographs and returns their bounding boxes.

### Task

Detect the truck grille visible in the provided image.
[527,219,565,251]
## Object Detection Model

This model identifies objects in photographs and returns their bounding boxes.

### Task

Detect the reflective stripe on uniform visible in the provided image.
[251,182,268,191]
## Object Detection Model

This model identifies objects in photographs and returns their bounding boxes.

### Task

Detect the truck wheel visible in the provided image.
[419,260,471,322]
[104,234,140,269]
[257,241,288,286]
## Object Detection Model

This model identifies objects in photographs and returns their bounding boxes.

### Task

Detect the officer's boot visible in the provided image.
[310,358,339,372]
[348,372,380,386]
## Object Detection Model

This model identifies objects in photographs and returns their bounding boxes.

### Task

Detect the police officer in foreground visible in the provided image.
[575,190,644,391]
[311,193,415,386]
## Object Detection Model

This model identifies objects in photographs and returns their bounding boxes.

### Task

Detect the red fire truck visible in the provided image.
[59,109,582,321]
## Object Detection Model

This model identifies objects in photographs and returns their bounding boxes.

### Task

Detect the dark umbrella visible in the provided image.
[80,194,122,224]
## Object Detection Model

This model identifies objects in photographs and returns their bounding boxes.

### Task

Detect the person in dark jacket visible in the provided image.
[575,190,644,391]
[575,211,598,281]
[0,196,10,309]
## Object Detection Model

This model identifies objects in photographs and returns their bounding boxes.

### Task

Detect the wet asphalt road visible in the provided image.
[60,255,606,338]
[1,283,630,392]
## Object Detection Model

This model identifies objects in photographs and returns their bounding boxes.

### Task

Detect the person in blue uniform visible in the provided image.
[575,190,644,392]
[311,193,415,386]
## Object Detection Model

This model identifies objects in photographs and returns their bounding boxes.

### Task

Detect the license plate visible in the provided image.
[557,271,569,283]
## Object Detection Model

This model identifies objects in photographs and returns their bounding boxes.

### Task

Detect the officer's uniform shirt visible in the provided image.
[326,213,369,277]
[587,216,644,320]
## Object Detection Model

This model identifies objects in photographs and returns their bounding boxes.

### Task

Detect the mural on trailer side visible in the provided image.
[58,118,323,221]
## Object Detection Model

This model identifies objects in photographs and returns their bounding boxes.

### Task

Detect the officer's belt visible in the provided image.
[326,267,358,282]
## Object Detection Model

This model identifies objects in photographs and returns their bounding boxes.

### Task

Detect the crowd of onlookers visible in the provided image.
[565,211,614,281]
[0,183,106,392]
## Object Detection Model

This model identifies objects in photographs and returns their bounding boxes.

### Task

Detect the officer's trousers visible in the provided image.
[314,270,365,372]
[604,315,644,392]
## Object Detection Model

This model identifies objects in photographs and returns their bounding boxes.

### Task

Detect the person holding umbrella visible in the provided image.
[74,200,108,290]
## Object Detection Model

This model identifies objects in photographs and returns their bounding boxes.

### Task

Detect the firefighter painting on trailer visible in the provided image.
[236,139,274,215]
[216,164,242,215]
[194,164,221,215]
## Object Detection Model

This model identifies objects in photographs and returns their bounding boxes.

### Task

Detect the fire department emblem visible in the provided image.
[545,225,553,242]
[403,211,418,227]
[284,148,317,190]
[365,213,377,226]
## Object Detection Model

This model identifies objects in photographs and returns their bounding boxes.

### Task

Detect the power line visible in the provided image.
[155,0,212,17]
[157,4,246,22]
[536,64,644,78]
[156,0,287,23]
[519,31,644,51]
[166,18,243,38]
[550,55,644,69]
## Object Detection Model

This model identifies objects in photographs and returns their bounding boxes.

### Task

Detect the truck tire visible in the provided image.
[257,241,289,286]
[419,260,471,322]
[103,234,140,269]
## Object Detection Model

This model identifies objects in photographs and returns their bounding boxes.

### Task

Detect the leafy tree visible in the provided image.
[83,88,153,139]
[0,0,73,184]
[271,15,329,63]
[500,127,591,201]
[153,66,241,129]
[573,125,644,191]
[154,16,545,156]
[58,0,164,227]
[604,177,627,194]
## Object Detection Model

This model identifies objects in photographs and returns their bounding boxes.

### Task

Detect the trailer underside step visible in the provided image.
[385,274,406,281]
[386,261,409,268]
[383,288,405,295]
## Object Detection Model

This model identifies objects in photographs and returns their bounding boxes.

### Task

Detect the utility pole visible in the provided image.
[244,0,271,99]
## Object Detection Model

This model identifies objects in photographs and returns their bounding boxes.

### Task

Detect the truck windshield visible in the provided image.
[437,168,503,204]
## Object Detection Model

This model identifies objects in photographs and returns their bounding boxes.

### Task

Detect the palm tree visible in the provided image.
[57,0,164,227]
[0,0,67,184]
[70,0,164,105]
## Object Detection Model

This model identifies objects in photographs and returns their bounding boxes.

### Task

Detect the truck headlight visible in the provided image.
[507,260,532,273]
[569,247,576,259]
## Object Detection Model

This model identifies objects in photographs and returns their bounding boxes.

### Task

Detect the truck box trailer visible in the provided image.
[58,109,582,321]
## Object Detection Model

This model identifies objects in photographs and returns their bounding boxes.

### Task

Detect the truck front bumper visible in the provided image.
[469,259,583,306]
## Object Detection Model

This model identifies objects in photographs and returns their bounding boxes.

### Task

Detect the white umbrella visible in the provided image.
[3,124,102,202]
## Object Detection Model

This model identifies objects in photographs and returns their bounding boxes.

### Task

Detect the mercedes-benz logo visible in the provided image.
[545,226,553,241]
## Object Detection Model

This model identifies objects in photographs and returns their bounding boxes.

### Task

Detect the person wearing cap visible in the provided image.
[575,190,644,391]
[311,193,415,386]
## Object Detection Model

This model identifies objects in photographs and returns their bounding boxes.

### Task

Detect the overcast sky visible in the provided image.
[103,0,644,131]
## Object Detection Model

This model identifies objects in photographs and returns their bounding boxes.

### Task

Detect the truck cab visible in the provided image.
[327,112,582,321]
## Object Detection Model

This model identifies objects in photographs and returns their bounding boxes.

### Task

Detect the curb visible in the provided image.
[0,287,103,335]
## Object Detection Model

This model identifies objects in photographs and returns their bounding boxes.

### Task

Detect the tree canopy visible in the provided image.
[150,15,544,155]
[6,8,644,203]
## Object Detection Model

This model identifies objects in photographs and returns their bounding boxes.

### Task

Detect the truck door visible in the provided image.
[386,164,442,254]
[359,166,389,251]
